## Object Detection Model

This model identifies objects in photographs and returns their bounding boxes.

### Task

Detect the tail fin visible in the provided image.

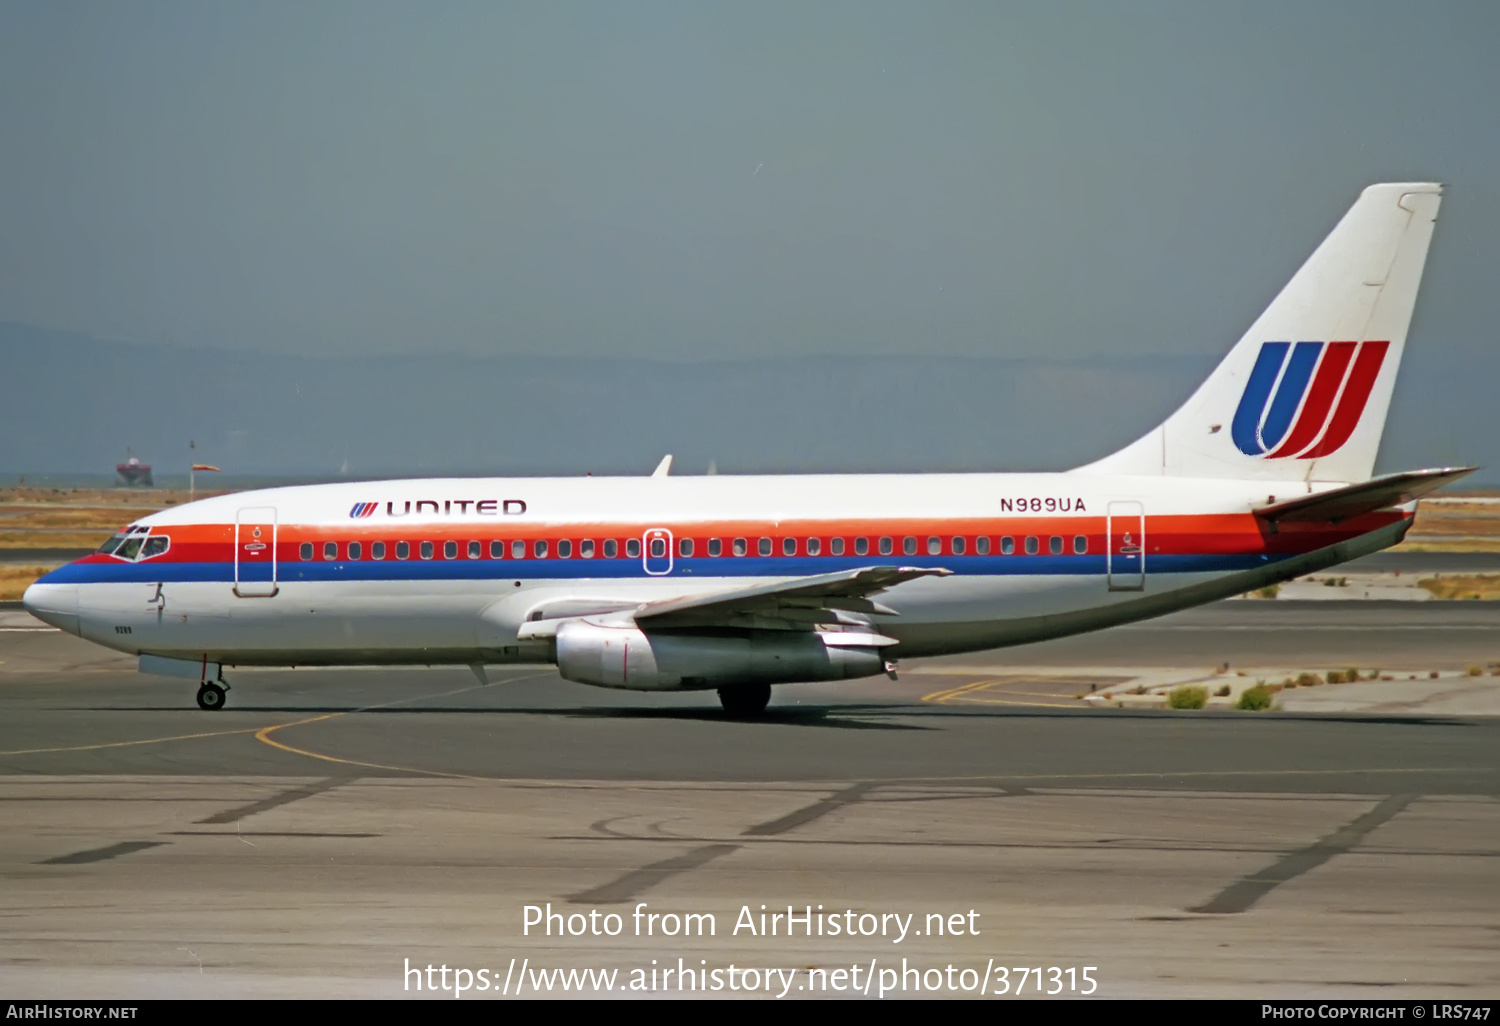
[1078,182,1442,483]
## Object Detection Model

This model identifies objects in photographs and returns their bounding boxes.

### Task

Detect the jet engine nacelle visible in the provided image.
[555,620,885,692]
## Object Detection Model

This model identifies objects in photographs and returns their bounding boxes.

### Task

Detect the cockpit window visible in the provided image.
[102,531,170,561]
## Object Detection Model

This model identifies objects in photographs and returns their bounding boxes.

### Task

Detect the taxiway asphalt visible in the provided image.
[2,602,1497,999]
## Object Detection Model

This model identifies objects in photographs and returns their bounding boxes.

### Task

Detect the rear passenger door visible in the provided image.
[1106,501,1145,591]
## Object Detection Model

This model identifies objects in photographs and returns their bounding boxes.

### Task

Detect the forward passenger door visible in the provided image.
[234,507,279,597]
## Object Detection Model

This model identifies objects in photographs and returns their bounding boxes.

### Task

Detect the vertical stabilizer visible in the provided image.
[1077,183,1442,483]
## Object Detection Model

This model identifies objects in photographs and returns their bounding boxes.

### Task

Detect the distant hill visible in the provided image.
[0,322,1484,481]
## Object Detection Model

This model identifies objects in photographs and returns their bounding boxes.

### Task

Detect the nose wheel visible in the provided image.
[196,682,228,711]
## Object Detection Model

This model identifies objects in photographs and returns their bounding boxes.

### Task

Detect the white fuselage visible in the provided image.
[23,471,1409,690]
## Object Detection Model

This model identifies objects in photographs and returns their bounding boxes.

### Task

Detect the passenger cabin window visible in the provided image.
[372,542,386,560]
[1049,536,1063,555]
[468,540,481,559]
[348,541,362,560]
[679,538,693,557]
[420,541,434,560]
[855,537,869,556]
[927,536,941,555]
[1000,536,1014,555]
[396,541,411,560]
[558,540,572,558]
[830,538,844,556]
[952,537,965,555]
[534,540,548,559]
[626,538,640,558]
[878,537,893,556]
[732,538,747,556]
[141,536,169,559]
[1074,535,1088,554]
[604,539,618,558]
[975,537,990,555]
[300,542,314,561]
[323,541,337,560]
[581,539,595,558]
[490,540,505,559]
[782,538,796,556]
[649,538,665,558]
[1024,536,1039,555]
[512,540,526,559]
[759,537,772,557]
[904,537,918,555]
[708,538,722,557]
[444,540,458,559]
[807,537,821,556]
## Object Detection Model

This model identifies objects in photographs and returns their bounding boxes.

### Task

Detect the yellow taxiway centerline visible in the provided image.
[252,670,554,779]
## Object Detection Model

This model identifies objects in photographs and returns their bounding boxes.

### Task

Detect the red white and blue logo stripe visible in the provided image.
[349,502,378,518]
[1231,341,1389,459]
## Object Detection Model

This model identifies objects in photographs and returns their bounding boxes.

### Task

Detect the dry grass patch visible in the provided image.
[1390,494,1500,552]
[0,486,200,506]
[0,565,62,601]
[1409,511,1500,536]
[1397,538,1500,553]
[1417,574,1500,600]
[1168,685,1208,710]
[0,508,139,529]
[0,531,115,550]
[0,487,229,552]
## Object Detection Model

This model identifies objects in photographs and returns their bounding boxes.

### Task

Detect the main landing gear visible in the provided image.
[717,682,771,718]
[196,681,228,711]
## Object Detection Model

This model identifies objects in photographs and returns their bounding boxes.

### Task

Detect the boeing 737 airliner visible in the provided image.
[24,183,1467,715]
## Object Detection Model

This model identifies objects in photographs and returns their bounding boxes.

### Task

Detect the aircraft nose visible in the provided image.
[22,581,81,636]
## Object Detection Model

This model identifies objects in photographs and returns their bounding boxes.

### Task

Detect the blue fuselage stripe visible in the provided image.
[40,551,1290,586]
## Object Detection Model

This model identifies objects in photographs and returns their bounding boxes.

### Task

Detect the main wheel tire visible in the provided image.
[717,682,771,718]
[196,683,227,711]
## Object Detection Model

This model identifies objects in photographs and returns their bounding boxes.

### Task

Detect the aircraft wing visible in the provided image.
[514,565,950,640]
[633,565,952,628]
[1253,466,1476,524]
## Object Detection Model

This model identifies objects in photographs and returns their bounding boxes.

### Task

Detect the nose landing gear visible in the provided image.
[196,681,228,710]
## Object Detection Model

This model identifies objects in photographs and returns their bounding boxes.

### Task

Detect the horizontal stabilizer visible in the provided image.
[1254,466,1476,523]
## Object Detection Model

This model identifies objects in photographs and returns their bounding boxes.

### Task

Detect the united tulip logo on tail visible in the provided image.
[1231,340,1389,459]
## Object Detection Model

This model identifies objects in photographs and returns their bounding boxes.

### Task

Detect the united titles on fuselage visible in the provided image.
[382,499,528,517]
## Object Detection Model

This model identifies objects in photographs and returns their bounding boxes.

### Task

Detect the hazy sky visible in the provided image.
[1,1,1496,363]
